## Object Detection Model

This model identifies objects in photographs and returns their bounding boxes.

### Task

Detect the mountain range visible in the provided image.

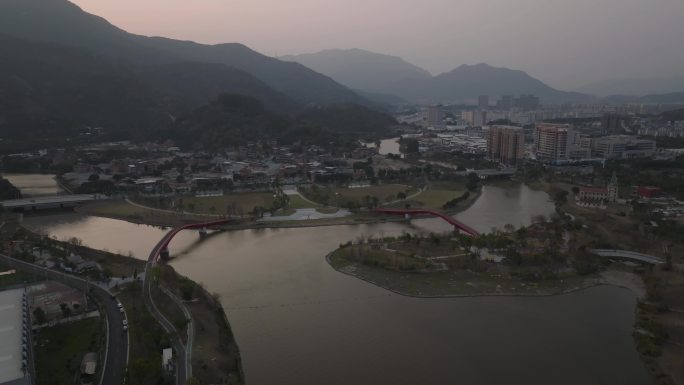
[577,77,684,97]
[0,0,364,108]
[281,49,432,96]
[283,50,592,104]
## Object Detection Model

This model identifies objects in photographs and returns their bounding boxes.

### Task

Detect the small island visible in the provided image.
[327,217,610,297]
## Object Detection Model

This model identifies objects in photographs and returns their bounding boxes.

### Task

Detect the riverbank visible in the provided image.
[526,179,684,385]
[76,188,482,231]
[4,220,244,385]
[325,250,600,298]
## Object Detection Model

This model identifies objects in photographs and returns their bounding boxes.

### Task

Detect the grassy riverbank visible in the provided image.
[329,249,596,297]
[526,179,684,385]
[2,219,245,385]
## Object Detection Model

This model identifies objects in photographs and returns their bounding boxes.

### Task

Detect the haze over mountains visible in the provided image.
[2,0,683,150]
[284,49,591,104]
[577,77,684,98]
[281,49,432,96]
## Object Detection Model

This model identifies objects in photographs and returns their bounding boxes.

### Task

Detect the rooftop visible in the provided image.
[0,288,28,384]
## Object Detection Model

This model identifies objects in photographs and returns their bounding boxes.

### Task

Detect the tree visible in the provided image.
[397,192,407,200]
[59,303,71,319]
[554,190,569,206]
[33,307,47,325]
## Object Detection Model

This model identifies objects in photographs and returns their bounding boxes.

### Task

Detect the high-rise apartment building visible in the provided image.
[487,125,525,166]
[497,95,514,111]
[461,110,487,127]
[514,95,540,111]
[425,105,444,127]
[534,123,574,163]
[601,113,624,135]
[478,95,489,110]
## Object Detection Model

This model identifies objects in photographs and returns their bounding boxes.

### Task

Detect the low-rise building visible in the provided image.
[592,135,656,159]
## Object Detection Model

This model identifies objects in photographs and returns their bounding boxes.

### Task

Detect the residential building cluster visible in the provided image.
[5,140,386,197]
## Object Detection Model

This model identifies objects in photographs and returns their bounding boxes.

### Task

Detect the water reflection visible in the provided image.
[27,184,650,385]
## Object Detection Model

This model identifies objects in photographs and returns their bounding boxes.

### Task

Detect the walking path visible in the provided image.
[161,285,194,379]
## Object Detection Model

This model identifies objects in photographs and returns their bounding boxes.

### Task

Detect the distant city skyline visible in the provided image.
[70,0,684,90]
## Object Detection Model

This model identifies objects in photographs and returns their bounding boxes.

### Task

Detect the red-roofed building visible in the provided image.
[636,186,661,199]
[578,172,618,203]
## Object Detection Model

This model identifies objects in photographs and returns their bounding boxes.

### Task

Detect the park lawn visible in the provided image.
[411,189,466,209]
[180,192,276,214]
[35,317,103,385]
[287,194,316,209]
[332,184,416,205]
[80,200,154,218]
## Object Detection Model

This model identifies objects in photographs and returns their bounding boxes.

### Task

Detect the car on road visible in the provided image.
[123,324,128,332]
[123,319,128,326]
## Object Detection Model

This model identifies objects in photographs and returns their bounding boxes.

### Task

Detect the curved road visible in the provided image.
[1,254,127,385]
[143,218,233,384]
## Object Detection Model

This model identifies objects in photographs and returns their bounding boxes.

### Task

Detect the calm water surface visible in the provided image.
[4,173,62,196]
[365,137,401,155]
[26,184,652,385]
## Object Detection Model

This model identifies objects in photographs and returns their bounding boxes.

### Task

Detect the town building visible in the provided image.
[514,94,540,111]
[601,113,625,135]
[424,105,444,127]
[578,172,618,203]
[534,123,574,163]
[497,95,514,110]
[478,95,489,110]
[592,135,656,159]
[0,288,31,385]
[487,126,525,167]
[461,110,488,127]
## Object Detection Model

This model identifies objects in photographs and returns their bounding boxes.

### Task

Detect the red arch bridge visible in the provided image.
[148,219,233,263]
[372,208,480,237]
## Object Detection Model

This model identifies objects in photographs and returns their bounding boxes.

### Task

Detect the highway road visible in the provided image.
[1,254,127,385]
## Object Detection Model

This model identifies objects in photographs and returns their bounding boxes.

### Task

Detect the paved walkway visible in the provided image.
[259,208,352,221]
[161,285,194,379]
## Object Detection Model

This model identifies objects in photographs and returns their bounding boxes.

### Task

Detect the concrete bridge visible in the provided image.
[1,194,106,211]
[372,208,480,237]
[590,249,665,265]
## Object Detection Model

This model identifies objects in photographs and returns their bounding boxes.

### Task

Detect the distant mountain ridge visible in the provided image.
[284,49,591,104]
[603,92,684,105]
[387,63,591,104]
[0,0,364,107]
[577,77,684,97]
[281,49,432,95]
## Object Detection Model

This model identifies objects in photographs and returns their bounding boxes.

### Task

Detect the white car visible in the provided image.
[116,302,123,309]
[123,319,128,326]
[119,307,124,313]
[123,325,128,332]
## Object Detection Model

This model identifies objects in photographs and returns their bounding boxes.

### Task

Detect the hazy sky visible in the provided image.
[71,0,684,90]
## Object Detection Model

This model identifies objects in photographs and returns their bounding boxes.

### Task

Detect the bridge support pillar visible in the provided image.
[198,227,208,238]
[159,247,170,260]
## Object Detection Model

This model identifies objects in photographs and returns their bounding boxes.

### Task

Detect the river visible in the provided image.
[23,184,652,385]
[4,173,62,196]
[364,137,401,155]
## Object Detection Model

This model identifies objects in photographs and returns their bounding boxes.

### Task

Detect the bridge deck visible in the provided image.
[372,208,479,237]
[149,219,233,263]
